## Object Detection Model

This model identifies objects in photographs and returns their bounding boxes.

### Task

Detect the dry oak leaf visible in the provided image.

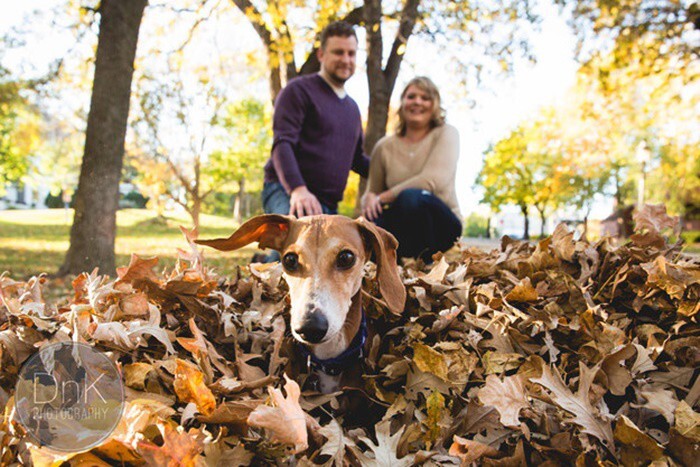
[633,385,679,425]
[550,223,576,262]
[176,225,205,268]
[505,278,539,303]
[601,344,636,396]
[137,422,207,467]
[412,342,449,381]
[478,374,530,427]
[247,374,308,454]
[318,418,357,466]
[448,435,501,465]
[641,256,698,301]
[351,420,415,467]
[530,363,614,448]
[674,401,700,441]
[633,204,680,235]
[614,415,664,465]
[173,358,217,416]
[124,362,155,390]
[116,254,159,284]
[93,397,177,463]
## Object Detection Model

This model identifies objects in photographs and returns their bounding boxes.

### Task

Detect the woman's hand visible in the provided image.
[362,192,383,221]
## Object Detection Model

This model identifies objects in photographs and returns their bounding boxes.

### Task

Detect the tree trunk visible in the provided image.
[521,204,530,240]
[355,0,420,216]
[191,197,201,230]
[486,216,491,239]
[233,178,245,224]
[537,207,546,237]
[58,0,146,276]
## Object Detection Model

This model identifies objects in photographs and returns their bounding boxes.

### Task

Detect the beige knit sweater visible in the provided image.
[365,123,462,218]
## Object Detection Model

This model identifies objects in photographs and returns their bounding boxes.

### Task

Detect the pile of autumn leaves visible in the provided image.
[0,205,698,466]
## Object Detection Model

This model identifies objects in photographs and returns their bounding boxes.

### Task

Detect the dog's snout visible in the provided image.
[295,310,328,344]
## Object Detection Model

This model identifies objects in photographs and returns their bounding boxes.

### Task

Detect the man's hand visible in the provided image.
[290,186,323,218]
[361,192,383,221]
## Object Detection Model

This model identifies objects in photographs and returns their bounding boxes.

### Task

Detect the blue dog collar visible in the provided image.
[299,310,367,376]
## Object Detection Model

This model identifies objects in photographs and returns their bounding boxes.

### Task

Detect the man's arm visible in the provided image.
[351,129,370,178]
[271,81,322,217]
[271,83,307,193]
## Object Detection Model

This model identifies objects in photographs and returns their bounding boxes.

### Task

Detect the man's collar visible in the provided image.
[299,310,366,376]
[318,71,347,99]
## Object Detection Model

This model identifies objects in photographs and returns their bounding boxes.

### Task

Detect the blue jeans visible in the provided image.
[262,182,337,216]
[375,189,462,262]
[259,182,337,262]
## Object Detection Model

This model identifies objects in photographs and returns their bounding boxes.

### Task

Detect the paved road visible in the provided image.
[460,237,501,251]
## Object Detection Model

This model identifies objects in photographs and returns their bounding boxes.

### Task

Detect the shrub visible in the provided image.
[44,191,74,209]
[120,191,149,209]
[463,212,493,238]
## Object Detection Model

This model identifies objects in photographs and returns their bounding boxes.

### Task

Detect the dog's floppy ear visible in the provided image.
[195,214,293,252]
[356,217,406,316]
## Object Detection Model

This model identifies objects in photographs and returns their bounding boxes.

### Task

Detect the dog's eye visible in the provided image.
[336,250,356,270]
[282,253,299,271]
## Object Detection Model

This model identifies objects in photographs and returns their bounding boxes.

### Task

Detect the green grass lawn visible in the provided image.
[0,208,255,279]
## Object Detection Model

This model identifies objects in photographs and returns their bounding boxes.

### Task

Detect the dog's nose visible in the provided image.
[295,310,328,344]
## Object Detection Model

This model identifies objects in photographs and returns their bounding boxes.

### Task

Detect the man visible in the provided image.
[262,21,369,220]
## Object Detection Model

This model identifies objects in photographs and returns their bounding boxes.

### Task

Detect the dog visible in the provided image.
[195,214,406,393]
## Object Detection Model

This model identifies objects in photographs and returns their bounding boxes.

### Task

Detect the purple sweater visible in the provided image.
[264,74,369,209]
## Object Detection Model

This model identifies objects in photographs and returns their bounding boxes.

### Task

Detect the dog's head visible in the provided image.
[196,215,405,348]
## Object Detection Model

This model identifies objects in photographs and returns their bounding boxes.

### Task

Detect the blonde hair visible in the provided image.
[395,76,446,136]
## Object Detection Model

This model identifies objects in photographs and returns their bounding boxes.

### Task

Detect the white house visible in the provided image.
[0,182,50,210]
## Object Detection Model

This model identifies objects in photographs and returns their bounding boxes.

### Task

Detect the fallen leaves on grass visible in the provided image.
[0,203,697,465]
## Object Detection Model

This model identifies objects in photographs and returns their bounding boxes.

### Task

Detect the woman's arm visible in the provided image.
[362,142,388,220]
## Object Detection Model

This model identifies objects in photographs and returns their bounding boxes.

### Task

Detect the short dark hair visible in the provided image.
[320,21,357,49]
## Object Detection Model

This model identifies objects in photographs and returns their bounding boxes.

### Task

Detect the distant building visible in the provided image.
[0,182,50,210]
[1,181,141,210]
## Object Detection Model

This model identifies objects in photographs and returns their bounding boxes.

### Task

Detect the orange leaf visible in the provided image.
[116,254,159,284]
[173,359,216,416]
[138,422,206,467]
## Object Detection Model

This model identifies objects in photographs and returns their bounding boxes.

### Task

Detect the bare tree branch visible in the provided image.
[384,0,420,88]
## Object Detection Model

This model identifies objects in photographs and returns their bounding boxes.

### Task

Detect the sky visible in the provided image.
[2,1,610,220]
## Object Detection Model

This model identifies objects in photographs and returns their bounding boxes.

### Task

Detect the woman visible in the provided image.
[362,76,462,262]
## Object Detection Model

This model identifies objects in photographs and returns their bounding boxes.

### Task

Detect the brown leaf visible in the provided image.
[116,254,159,284]
[641,256,698,300]
[196,400,262,425]
[117,292,150,318]
[319,419,356,466]
[247,375,308,453]
[550,223,576,262]
[601,344,636,396]
[138,422,206,467]
[124,362,155,390]
[412,342,449,381]
[633,385,679,425]
[449,435,501,465]
[633,204,680,235]
[614,415,664,465]
[674,401,700,441]
[352,420,415,467]
[176,225,204,268]
[482,351,524,375]
[530,363,614,448]
[505,277,539,303]
[478,374,530,427]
